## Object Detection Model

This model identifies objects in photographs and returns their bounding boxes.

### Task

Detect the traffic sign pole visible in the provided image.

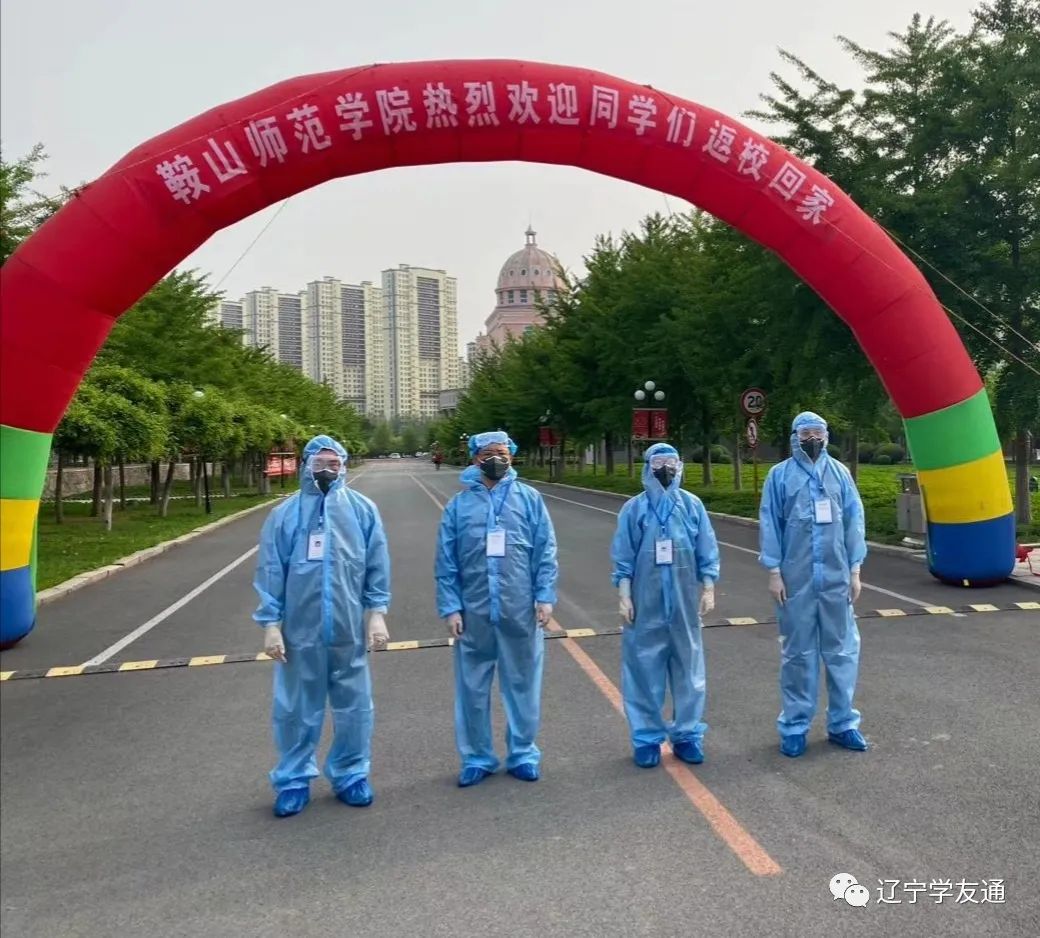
[741,391,767,496]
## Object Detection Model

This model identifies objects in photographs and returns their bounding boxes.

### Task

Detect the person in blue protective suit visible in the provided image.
[435,431,559,788]
[759,412,868,758]
[611,443,721,769]
[253,434,391,817]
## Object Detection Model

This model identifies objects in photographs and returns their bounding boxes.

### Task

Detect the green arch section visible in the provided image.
[904,389,1001,472]
[0,425,52,501]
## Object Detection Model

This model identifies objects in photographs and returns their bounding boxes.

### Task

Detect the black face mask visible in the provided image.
[479,456,510,481]
[799,439,825,462]
[653,466,677,488]
[314,469,338,493]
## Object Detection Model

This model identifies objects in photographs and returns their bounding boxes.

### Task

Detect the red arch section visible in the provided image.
[0,59,981,433]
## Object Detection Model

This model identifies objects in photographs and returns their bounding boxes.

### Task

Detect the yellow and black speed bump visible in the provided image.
[2,602,1037,683]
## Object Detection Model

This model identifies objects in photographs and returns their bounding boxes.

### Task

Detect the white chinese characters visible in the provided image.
[376,87,417,135]
[246,117,289,168]
[335,92,374,140]
[464,81,500,127]
[548,83,580,126]
[287,104,332,153]
[156,155,210,204]
[666,106,696,147]
[875,878,1006,904]
[202,138,247,184]
[627,95,657,135]
[590,86,619,128]
[703,120,737,163]
[423,82,459,129]
[507,81,540,124]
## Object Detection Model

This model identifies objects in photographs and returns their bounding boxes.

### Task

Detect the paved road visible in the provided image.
[2,460,1038,937]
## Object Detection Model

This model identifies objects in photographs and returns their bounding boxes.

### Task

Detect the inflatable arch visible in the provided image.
[0,60,1014,645]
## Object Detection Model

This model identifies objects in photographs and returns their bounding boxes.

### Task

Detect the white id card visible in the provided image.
[307,532,326,560]
[486,527,506,557]
[814,499,834,524]
[655,538,674,565]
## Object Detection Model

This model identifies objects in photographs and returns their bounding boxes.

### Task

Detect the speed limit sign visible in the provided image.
[740,388,767,417]
[746,417,759,449]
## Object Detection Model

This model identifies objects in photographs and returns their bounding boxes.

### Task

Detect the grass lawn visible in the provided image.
[519,461,1040,545]
[35,485,295,590]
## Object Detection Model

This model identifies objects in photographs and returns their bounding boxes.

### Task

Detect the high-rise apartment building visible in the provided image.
[210,300,244,330]
[234,288,308,374]
[211,264,458,420]
[382,265,458,420]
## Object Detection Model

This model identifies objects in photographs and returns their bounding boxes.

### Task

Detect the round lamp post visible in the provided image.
[630,381,666,476]
[192,390,212,514]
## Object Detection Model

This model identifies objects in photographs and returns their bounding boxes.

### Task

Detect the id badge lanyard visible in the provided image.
[799,462,834,525]
[486,481,512,558]
[651,494,678,620]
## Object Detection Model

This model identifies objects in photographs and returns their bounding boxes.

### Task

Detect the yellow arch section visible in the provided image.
[0,498,40,571]
[918,451,1012,525]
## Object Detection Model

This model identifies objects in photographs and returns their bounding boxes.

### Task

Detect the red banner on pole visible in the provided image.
[650,409,668,440]
[633,409,668,440]
[265,454,297,477]
[538,427,559,447]
[631,409,650,439]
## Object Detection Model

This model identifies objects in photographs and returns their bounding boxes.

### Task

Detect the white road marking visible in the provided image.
[83,472,370,666]
[535,487,931,607]
[83,547,259,666]
[411,474,448,510]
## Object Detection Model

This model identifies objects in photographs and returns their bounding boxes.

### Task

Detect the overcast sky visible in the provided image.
[2,0,978,352]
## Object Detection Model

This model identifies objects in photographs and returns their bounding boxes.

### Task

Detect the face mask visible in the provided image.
[653,466,677,488]
[479,456,510,481]
[799,438,825,462]
[314,468,338,493]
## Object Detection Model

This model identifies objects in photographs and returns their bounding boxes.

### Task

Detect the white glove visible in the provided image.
[446,612,464,638]
[618,578,634,624]
[699,582,716,617]
[536,603,554,628]
[263,623,286,662]
[769,569,787,605]
[850,566,862,604]
[366,610,389,650]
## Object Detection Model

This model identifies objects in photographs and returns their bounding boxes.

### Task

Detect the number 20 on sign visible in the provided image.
[741,388,767,417]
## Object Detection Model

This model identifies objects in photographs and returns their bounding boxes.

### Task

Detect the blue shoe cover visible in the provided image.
[672,739,704,764]
[633,744,661,768]
[507,763,540,782]
[458,766,491,788]
[337,778,374,807]
[780,734,807,758]
[828,729,868,751]
[273,787,310,817]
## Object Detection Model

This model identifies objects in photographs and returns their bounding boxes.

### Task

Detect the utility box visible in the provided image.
[897,474,926,535]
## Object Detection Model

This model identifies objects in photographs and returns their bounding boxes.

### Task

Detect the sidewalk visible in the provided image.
[535,478,1040,592]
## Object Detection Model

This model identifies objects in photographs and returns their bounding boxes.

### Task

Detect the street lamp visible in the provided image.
[633,380,665,403]
[192,390,212,514]
[630,380,667,477]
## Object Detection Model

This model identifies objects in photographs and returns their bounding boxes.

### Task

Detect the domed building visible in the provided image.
[474,227,567,354]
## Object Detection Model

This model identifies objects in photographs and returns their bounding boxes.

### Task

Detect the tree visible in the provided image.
[52,386,117,524]
[750,1,1039,521]
[399,423,422,456]
[369,422,395,456]
[0,144,66,265]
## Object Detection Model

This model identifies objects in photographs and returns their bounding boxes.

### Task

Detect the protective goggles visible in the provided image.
[796,430,826,442]
[648,455,681,470]
[309,456,343,473]
[479,454,510,464]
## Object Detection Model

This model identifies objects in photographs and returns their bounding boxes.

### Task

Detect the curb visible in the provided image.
[36,497,283,607]
[529,478,924,558]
